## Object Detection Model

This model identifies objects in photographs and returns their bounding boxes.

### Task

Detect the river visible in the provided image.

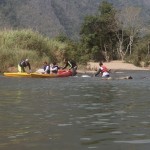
[0,70,150,150]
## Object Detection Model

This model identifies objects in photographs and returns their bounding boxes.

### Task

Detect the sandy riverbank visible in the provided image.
[78,60,150,74]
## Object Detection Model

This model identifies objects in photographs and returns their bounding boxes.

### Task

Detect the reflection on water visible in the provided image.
[0,70,150,150]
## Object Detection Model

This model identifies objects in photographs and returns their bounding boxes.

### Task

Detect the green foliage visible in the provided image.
[126,55,141,67]
[54,34,70,43]
[125,34,150,66]
[0,29,68,72]
[62,40,79,61]
[99,1,114,15]
[133,58,141,67]
[54,34,88,64]
[80,1,118,62]
[143,56,150,67]
[0,29,52,56]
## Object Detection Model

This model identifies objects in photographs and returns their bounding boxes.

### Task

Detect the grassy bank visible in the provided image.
[0,29,67,72]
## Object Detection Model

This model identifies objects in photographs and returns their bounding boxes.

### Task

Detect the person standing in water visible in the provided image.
[62,59,77,76]
[18,59,31,73]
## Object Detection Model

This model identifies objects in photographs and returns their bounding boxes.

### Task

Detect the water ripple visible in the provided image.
[114,139,150,144]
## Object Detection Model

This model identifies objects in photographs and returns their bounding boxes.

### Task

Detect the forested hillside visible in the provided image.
[107,0,150,24]
[0,0,150,39]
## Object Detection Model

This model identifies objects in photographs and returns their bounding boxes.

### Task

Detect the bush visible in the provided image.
[0,29,68,72]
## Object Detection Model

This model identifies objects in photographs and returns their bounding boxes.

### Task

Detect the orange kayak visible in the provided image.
[30,70,72,78]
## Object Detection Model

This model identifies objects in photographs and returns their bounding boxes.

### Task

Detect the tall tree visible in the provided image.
[98,1,118,61]
[80,1,117,61]
[115,6,142,60]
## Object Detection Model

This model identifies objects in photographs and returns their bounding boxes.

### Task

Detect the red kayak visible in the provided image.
[30,70,72,78]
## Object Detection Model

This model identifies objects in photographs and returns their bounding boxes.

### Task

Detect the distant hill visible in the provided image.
[0,0,150,39]
[107,0,150,24]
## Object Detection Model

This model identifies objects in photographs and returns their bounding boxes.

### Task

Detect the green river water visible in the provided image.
[0,70,150,150]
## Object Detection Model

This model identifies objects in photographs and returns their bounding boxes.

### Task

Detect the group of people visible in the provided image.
[18,59,133,79]
[18,58,78,76]
[18,58,109,77]
[42,61,61,74]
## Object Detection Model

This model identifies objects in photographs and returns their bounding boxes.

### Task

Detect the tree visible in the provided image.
[131,34,150,66]
[80,16,102,59]
[80,1,118,62]
[115,6,142,60]
[98,1,118,61]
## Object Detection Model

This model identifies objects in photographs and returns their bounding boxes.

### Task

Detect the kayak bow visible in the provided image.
[3,72,31,77]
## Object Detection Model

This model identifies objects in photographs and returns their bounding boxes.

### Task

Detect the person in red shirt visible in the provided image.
[95,62,110,77]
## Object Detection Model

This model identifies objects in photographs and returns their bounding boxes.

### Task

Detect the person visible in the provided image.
[117,76,133,80]
[51,62,61,74]
[62,59,77,76]
[18,59,31,73]
[102,76,133,80]
[95,61,110,78]
[43,61,50,74]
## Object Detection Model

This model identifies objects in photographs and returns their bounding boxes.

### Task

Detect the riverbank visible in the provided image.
[78,60,150,74]
[3,60,150,73]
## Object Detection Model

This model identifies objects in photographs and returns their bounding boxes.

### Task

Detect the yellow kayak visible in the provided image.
[3,72,31,78]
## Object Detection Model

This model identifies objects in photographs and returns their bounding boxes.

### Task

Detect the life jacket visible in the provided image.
[51,65,59,73]
[43,65,47,71]
[68,60,77,68]
[101,65,108,73]
[43,65,50,71]
[20,60,31,69]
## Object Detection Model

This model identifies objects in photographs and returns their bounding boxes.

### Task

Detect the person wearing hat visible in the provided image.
[18,59,31,73]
